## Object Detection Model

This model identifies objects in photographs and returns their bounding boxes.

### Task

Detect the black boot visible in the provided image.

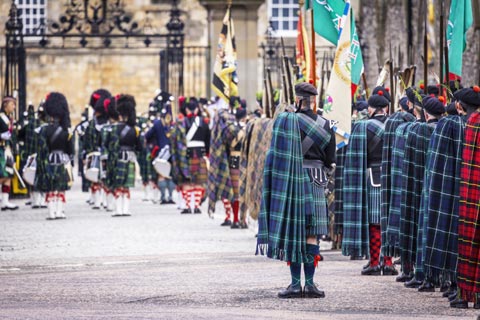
[362,261,371,270]
[418,280,435,292]
[404,277,423,288]
[448,291,458,302]
[450,298,468,309]
[181,208,192,214]
[278,285,302,299]
[303,284,325,298]
[396,272,413,282]
[361,265,381,275]
[220,220,232,226]
[382,265,399,276]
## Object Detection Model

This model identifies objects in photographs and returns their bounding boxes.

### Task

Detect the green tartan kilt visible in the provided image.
[139,152,155,183]
[368,183,381,224]
[37,164,70,192]
[112,160,136,188]
[0,148,12,178]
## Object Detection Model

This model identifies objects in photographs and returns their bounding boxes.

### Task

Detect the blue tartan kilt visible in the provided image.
[113,161,136,188]
[368,182,381,224]
[305,168,328,236]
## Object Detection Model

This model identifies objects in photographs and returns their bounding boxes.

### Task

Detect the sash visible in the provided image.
[186,117,200,143]
[297,113,330,155]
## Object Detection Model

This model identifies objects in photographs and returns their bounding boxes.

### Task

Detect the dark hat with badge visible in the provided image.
[295,82,318,97]
[453,86,480,107]
[368,91,389,109]
[399,96,409,111]
[422,96,445,116]
[372,86,391,102]
[446,102,459,115]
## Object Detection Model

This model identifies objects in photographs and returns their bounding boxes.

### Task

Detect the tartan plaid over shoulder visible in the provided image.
[256,112,317,263]
[381,112,416,256]
[457,111,480,302]
[399,122,434,272]
[170,117,190,185]
[207,109,235,213]
[423,115,465,285]
[342,119,384,257]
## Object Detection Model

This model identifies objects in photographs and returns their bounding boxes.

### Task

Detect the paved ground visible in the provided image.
[0,181,478,319]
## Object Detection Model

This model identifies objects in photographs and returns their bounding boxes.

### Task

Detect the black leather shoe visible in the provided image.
[350,255,364,261]
[418,281,435,292]
[361,265,381,275]
[396,272,413,282]
[382,265,399,276]
[440,283,450,292]
[181,208,192,214]
[443,285,456,298]
[239,222,248,229]
[450,298,468,309]
[303,284,325,298]
[194,208,202,214]
[278,285,302,299]
[231,222,240,229]
[220,220,232,226]
[404,278,423,288]
[448,291,458,302]
[362,261,371,270]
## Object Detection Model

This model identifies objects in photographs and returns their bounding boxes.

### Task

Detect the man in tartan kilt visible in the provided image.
[450,86,480,309]
[104,95,142,217]
[35,92,74,220]
[401,96,444,291]
[171,98,210,214]
[0,97,19,211]
[342,88,398,276]
[83,89,111,209]
[257,82,335,299]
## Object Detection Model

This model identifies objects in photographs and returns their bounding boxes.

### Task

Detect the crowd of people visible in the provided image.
[0,79,479,308]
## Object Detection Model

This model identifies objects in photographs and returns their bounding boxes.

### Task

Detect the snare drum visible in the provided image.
[22,153,37,186]
[85,151,101,183]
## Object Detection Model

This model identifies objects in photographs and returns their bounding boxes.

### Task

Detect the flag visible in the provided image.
[211,7,239,103]
[350,9,363,96]
[307,0,345,46]
[296,11,312,82]
[446,0,473,80]
[323,1,352,149]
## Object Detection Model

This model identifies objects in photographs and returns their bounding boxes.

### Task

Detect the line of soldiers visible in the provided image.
[339,83,480,309]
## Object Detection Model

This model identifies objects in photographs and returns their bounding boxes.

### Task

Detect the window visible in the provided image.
[15,0,47,35]
[269,0,299,37]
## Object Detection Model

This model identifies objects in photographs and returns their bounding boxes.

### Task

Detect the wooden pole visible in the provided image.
[423,0,428,88]
[439,0,444,84]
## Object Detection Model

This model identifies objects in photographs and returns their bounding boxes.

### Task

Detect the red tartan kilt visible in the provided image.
[188,156,207,185]
[230,167,240,198]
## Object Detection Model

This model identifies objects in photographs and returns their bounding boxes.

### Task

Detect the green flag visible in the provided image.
[308,0,345,45]
[446,0,473,80]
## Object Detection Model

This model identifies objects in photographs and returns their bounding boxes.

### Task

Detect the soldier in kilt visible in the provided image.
[171,98,210,214]
[0,97,19,211]
[342,88,398,276]
[74,108,91,193]
[139,114,160,203]
[450,86,480,309]
[257,82,335,299]
[83,89,111,209]
[35,92,73,220]
[104,95,142,217]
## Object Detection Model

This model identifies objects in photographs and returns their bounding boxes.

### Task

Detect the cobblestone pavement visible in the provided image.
[0,182,478,319]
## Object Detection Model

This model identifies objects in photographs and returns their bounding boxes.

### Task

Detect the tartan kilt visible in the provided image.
[230,167,240,199]
[306,168,328,236]
[37,163,70,192]
[0,148,12,178]
[112,161,135,188]
[367,183,381,224]
[188,154,207,185]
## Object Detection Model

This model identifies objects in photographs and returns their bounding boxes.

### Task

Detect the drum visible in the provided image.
[22,153,37,186]
[85,151,101,183]
[152,145,171,178]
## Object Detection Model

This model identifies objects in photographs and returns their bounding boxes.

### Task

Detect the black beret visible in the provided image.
[446,102,459,115]
[368,93,389,109]
[372,86,391,102]
[427,85,440,96]
[355,100,368,112]
[406,87,424,107]
[295,82,318,97]
[399,96,409,111]
[453,86,480,107]
[423,96,445,116]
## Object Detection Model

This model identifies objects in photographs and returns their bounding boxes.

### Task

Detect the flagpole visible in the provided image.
[423,0,428,89]
[439,0,444,85]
